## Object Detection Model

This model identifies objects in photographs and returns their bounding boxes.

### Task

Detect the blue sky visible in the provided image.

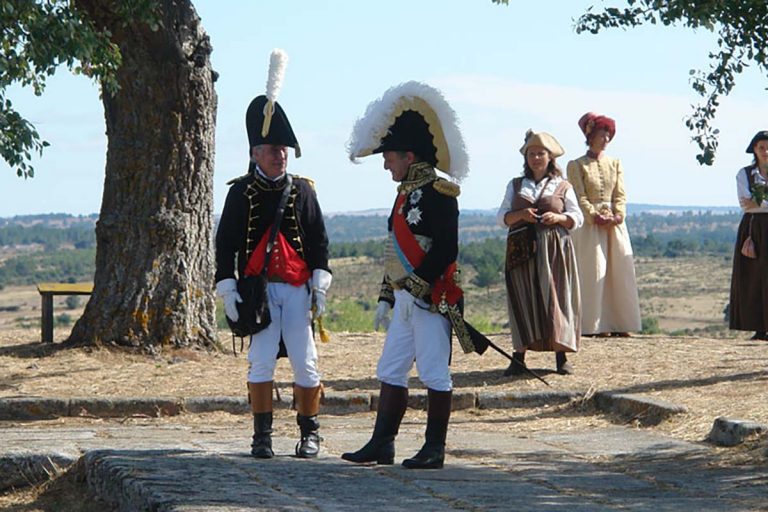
[1,0,767,217]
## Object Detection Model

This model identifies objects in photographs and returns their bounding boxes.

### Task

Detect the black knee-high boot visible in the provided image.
[251,412,274,458]
[402,388,451,469]
[294,384,322,458]
[248,381,274,458]
[341,383,408,464]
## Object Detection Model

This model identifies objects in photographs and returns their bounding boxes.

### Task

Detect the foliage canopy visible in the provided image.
[0,0,158,177]
[493,0,768,166]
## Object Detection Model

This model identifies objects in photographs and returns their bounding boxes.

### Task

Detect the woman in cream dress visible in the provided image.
[566,113,641,337]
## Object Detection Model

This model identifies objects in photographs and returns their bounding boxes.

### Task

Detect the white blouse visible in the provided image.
[736,166,768,213]
[496,175,584,230]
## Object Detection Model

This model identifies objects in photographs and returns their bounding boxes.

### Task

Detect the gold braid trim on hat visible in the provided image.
[392,97,451,173]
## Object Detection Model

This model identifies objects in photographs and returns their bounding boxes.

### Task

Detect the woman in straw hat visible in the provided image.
[496,130,583,375]
[566,113,641,338]
[729,130,768,340]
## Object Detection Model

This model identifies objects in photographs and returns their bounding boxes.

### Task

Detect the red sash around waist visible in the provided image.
[244,227,310,286]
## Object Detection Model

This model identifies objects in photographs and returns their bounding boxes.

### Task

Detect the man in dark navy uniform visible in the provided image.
[215,50,331,459]
[342,82,470,469]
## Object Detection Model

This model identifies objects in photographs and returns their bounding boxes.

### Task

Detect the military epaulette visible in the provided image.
[226,173,252,185]
[291,174,316,190]
[433,178,460,197]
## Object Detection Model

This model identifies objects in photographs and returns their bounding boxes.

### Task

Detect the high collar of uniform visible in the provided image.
[397,162,436,194]
[251,164,289,190]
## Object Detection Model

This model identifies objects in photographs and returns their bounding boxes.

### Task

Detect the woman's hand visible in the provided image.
[540,212,566,226]
[504,208,538,225]
[594,214,612,226]
[521,208,539,224]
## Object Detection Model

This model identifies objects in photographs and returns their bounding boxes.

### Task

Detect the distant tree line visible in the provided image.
[0,211,741,289]
[0,224,96,249]
[0,249,96,289]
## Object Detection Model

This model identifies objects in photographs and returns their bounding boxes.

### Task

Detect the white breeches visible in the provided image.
[377,289,453,391]
[247,282,320,388]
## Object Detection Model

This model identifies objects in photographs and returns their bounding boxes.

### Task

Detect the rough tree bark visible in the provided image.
[66,0,218,352]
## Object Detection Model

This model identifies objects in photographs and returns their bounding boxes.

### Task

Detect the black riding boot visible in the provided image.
[251,412,274,459]
[402,389,451,469]
[295,414,321,458]
[342,383,408,465]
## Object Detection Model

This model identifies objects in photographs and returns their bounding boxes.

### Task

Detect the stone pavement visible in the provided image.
[2,412,767,511]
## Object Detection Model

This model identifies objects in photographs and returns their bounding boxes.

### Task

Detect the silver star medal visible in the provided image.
[406,206,423,225]
[409,189,423,205]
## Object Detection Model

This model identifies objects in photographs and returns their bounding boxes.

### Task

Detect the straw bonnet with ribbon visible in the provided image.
[245,49,301,157]
[347,81,469,182]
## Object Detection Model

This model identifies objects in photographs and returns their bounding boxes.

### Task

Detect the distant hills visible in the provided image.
[0,203,739,228]
[326,204,740,218]
[0,205,742,248]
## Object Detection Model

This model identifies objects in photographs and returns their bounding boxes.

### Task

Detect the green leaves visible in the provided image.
[0,0,159,178]
[574,0,768,167]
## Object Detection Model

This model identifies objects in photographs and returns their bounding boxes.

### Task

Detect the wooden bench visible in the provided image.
[37,282,93,343]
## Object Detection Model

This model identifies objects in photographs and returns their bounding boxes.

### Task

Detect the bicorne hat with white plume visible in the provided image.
[347,81,469,181]
[245,49,301,157]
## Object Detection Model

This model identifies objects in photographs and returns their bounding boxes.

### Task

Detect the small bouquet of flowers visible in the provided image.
[597,205,614,217]
[751,182,768,205]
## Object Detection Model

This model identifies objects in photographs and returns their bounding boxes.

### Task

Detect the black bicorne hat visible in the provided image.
[746,130,768,154]
[372,110,437,166]
[245,95,301,157]
[347,81,469,180]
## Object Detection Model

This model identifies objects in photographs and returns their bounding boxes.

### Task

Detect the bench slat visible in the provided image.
[37,283,94,295]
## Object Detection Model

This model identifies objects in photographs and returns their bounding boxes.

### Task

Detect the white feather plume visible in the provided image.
[265,49,288,103]
[347,81,469,181]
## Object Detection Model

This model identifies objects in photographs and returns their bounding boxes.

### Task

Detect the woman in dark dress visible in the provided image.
[729,130,768,340]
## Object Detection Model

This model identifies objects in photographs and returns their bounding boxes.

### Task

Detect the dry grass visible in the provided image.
[2,326,767,444]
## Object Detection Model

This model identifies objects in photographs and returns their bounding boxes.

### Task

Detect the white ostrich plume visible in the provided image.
[347,81,469,182]
[265,48,288,103]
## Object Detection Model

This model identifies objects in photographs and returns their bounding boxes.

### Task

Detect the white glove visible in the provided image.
[374,301,392,331]
[313,290,327,318]
[311,269,332,319]
[216,278,243,322]
[396,292,416,322]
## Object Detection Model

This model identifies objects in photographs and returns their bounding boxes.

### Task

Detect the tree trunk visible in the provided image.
[67,0,218,352]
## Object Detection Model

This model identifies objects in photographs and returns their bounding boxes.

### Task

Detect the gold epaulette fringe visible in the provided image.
[292,174,316,190]
[433,179,460,197]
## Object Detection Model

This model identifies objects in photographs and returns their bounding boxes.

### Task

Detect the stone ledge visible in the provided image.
[0,451,78,492]
[477,390,582,409]
[0,390,686,423]
[0,397,69,420]
[593,392,687,426]
[708,417,768,447]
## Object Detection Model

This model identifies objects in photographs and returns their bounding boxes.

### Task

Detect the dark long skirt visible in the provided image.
[729,212,768,331]
[504,225,581,352]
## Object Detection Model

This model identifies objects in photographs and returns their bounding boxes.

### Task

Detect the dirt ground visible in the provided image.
[1,326,767,510]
